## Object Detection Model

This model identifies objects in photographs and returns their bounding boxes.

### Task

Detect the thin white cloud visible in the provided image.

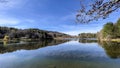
[60,24,101,35]
[0,0,28,10]
[0,18,19,25]
[25,19,35,23]
[11,25,29,29]
[63,31,81,36]
[63,30,98,36]
[61,13,75,21]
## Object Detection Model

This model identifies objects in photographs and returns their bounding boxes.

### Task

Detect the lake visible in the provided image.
[0,39,120,68]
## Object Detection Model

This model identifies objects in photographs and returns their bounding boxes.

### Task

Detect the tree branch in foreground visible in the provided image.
[76,0,120,23]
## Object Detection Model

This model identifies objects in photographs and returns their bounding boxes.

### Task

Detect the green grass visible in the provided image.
[99,39,120,42]
[111,39,120,42]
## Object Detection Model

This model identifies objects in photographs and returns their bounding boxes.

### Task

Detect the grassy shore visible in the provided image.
[99,39,120,42]
[111,39,120,42]
[0,38,54,43]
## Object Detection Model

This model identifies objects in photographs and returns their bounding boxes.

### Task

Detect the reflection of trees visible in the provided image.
[99,41,120,59]
[79,39,97,43]
[0,40,68,54]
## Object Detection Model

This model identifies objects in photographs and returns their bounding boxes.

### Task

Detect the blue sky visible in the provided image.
[0,0,120,35]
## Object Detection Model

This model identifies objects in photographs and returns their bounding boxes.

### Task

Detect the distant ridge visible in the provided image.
[0,26,72,39]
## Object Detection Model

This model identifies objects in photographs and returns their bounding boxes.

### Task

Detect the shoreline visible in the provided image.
[0,37,70,42]
[98,39,120,42]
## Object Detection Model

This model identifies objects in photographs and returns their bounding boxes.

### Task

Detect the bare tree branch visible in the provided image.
[76,0,120,23]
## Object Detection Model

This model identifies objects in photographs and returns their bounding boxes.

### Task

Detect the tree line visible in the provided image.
[79,18,120,40]
[0,27,71,40]
[97,18,120,40]
[79,33,96,38]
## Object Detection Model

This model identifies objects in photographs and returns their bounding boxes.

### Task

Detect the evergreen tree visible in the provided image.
[102,22,114,39]
[115,18,120,37]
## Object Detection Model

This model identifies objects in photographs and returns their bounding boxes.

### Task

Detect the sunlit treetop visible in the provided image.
[76,0,120,23]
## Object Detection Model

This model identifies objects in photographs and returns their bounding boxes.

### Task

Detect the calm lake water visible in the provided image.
[0,39,120,68]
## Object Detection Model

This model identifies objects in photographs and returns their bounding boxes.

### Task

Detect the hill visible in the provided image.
[0,26,72,40]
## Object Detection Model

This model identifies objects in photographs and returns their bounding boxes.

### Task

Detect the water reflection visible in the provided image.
[99,41,120,59]
[1,39,120,68]
[3,41,8,47]
[79,38,97,43]
[79,39,120,59]
[0,40,69,54]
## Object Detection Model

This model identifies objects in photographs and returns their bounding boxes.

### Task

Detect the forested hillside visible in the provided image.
[79,33,96,38]
[0,27,71,40]
[97,18,120,40]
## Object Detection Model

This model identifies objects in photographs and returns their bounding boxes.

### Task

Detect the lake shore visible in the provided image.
[99,39,120,42]
[0,37,71,43]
